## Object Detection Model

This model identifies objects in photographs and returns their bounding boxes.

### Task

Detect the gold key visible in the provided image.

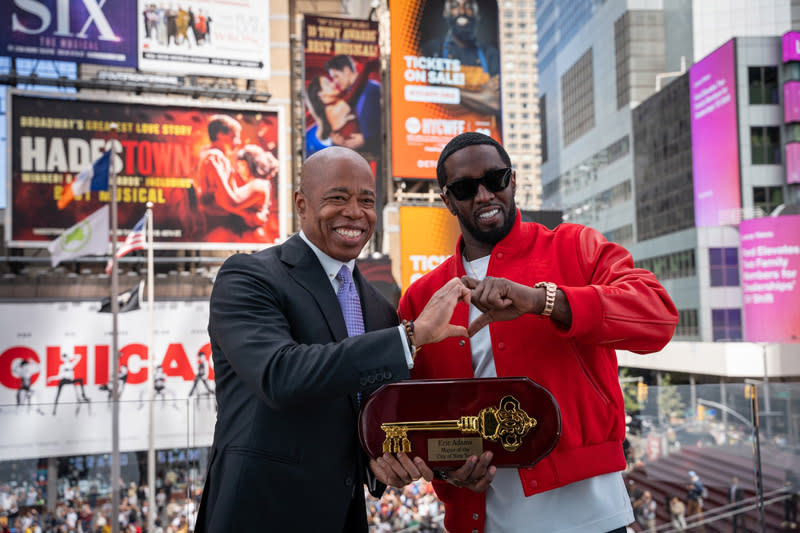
[380,395,536,454]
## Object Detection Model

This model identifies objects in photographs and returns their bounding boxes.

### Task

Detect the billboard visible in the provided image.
[302,15,382,177]
[785,81,800,123]
[0,0,137,67]
[0,301,216,461]
[7,92,285,249]
[783,31,800,63]
[740,216,800,343]
[399,206,461,291]
[137,1,270,79]
[390,0,502,179]
[788,143,800,185]
[689,39,741,227]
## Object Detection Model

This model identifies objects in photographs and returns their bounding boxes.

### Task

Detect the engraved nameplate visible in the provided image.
[427,437,484,462]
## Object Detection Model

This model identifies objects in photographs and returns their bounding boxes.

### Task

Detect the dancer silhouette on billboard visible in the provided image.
[49,352,90,415]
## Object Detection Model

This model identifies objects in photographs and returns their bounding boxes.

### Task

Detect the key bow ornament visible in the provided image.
[380,395,536,454]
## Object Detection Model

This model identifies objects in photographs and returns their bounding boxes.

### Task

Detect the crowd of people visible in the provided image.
[1,477,442,532]
[365,479,443,532]
[0,479,200,533]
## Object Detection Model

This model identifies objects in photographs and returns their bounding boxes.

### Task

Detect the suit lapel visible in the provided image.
[353,265,379,333]
[281,235,348,342]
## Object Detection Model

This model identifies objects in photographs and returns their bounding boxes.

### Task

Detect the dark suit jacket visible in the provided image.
[195,235,410,532]
[730,484,744,503]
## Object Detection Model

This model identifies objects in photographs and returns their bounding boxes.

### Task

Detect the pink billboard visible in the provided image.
[785,81,800,123]
[783,31,800,63]
[690,39,741,227]
[788,143,800,185]
[740,215,800,343]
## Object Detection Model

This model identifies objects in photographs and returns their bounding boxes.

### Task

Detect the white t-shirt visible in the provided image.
[464,254,634,533]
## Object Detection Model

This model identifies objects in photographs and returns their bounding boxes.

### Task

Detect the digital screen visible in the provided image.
[9,93,283,248]
[390,0,502,179]
[785,81,800,123]
[0,0,136,67]
[689,39,741,226]
[302,15,382,179]
[741,215,800,342]
[783,31,800,63]
[787,143,800,185]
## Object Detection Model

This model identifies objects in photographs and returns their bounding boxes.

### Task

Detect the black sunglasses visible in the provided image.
[442,167,512,201]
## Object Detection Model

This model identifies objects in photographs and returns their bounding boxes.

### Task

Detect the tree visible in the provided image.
[619,367,643,414]
[657,373,685,426]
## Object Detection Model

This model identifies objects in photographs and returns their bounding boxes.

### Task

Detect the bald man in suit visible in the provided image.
[195,147,469,531]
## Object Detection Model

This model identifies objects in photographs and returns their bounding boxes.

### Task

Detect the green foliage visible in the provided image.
[619,367,642,413]
[657,373,685,424]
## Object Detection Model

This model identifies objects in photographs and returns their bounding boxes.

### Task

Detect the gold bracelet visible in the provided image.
[534,282,557,317]
[401,319,420,359]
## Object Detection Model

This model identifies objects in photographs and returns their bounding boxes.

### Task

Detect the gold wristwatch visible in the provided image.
[534,282,557,317]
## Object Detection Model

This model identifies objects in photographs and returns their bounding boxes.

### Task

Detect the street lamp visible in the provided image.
[698,390,766,533]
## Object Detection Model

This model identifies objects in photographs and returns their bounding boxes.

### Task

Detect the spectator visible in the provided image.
[633,490,657,532]
[686,470,706,531]
[784,469,799,529]
[669,494,687,531]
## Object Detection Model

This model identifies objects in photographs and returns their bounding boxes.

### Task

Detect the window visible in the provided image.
[709,248,739,287]
[753,186,783,215]
[560,49,595,146]
[675,309,699,338]
[751,126,781,164]
[635,249,696,280]
[711,308,742,341]
[748,66,779,105]
[602,224,633,246]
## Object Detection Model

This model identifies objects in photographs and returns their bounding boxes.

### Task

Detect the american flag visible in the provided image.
[105,214,147,275]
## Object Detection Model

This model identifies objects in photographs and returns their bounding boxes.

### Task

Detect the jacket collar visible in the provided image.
[451,208,530,277]
[281,235,348,341]
[280,234,378,337]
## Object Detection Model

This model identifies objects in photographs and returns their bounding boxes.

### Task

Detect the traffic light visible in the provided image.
[745,384,755,399]
[697,404,706,421]
[637,381,649,402]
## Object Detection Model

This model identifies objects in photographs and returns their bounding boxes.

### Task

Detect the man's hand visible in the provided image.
[413,452,496,493]
[459,75,500,115]
[462,276,538,337]
[369,453,424,488]
[330,131,365,150]
[413,278,471,346]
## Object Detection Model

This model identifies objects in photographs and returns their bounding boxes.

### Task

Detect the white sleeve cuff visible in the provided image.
[397,325,414,369]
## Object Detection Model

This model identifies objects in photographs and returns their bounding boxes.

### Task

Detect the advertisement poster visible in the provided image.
[302,15,381,177]
[399,206,461,291]
[0,0,137,67]
[740,215,800,343]
[8,92,284,249]
[783,31,800,63]
[137,0,270,79]
[689,39,741,227]
[390,0,502,179]
[0,301,216,461]
[785,81,800,123]
[787,143,800,185]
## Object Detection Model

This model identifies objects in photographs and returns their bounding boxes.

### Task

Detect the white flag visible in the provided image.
[48,205,110,267]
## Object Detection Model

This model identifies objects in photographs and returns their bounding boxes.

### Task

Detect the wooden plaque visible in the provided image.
[358,377,561,468]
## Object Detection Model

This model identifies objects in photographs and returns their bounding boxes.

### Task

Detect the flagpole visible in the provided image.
[146,202,156,533]
[108,123,121,533]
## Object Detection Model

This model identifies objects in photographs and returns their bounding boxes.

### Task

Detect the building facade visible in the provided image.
[536,0,800,379]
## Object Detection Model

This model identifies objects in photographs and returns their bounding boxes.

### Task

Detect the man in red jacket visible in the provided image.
[397,132,678,532]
